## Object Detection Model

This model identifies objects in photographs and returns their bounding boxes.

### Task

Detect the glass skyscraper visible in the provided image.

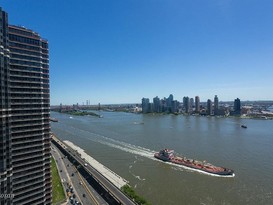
[0,7,52,205]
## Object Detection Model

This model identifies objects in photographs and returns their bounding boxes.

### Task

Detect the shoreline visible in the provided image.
[63,140,129,189]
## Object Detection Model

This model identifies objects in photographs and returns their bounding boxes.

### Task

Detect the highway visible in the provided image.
[52,137,136,205]
[52,143,107,205]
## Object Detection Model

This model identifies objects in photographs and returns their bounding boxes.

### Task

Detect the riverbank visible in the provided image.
[58,110,101,117]
[121,185,151,205]
[63,140,128,189]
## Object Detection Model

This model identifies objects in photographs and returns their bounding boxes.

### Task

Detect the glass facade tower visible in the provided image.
[0,8,52,205]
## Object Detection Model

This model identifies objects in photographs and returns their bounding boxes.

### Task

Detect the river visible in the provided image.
[50,111,273,205]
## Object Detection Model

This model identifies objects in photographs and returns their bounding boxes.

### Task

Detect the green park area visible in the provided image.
[51,157,66,204]
[61,110,101,117]
[121,184,151,205]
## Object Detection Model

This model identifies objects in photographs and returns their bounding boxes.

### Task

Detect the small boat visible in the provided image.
[49,118,58,122]
[133,122,144,125]
[241,125,247,128]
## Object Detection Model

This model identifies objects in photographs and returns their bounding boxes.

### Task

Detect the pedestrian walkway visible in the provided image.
[64,140,128,189]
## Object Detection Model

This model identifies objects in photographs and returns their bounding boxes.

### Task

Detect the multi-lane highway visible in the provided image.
[52,136,136,205]
[52,143,106,205]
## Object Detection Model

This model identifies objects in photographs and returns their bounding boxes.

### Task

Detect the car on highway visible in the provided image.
[69,196,73,204]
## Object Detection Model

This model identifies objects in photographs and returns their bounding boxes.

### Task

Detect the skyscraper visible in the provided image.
[166,94,173,112]
[207,99,212,115]
[195,96,200,113]
[171,100,179,113]
[183,96,190,113]
[0,8,13,204]
[214,95,219,115]
[153,96,160,113]
[190,98,194,111]
[142,98,150,113]
[0,7,52,205]
[234,98,241,115]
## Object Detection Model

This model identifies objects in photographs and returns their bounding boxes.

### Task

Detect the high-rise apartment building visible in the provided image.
[195,96,200,113]
[189,98,194,111]
[0,8,13,204]
[166,94,173,112]
[171,100,179,113]
[183,96,190,113]
[153,96,160,113]
[233,98,241,115]
[0,7,52,205]
[214,95,219,115]
[142,98,150,113]
[207,99,212,115]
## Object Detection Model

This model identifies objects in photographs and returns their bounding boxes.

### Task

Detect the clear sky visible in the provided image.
[2,0,273,105]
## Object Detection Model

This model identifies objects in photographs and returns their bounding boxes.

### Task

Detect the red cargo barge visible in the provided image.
[154,149,234,176]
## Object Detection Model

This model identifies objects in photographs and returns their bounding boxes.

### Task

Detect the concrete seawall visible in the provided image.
[63,140,128,189]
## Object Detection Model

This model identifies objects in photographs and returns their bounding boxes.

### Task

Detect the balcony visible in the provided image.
[9,66,42,74]
[11,107,43,111]
[21,196,45,205]
[11,101,43,105]
[13,153,44,163]
[10,95,42,99]
[12,143,44,151]
[12,137,43,145]
[13,177,44,190]
[11,112,43,117]
[8,27,41,40]
[10,50,42,58]
[12,148,44,157]
[9,61,41,69]
[13,157,43,168]
[12,168,43,180]
[11,127,43,134]
[10,75,42,82]
[12,120,43,127]
[11,122,43,129]
[12,131,43,138]
[13,174,42,185]
[13,189,44,204]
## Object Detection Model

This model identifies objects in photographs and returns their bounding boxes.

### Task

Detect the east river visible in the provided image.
[51,111,273,205]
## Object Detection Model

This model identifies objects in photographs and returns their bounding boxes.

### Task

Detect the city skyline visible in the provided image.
[141,94,241,114]
[2,1,273,105]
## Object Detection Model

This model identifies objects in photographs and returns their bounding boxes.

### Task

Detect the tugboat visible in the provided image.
[241,125,247,128]
[154,149,234,176]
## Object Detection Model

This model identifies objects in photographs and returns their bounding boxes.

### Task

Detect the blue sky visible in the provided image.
[2,0,273,105]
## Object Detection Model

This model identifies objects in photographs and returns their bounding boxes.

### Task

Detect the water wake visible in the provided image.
[62,126,234,177]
